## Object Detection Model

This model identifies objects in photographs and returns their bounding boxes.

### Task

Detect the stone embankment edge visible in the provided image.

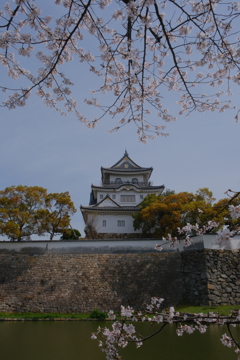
[0,318,112,321]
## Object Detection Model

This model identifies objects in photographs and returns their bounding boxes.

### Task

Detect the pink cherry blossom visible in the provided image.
[1,0,240,141]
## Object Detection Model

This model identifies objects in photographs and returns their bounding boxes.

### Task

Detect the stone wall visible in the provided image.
[181,250,209,306]
[0,248,240,313]
[0,252,183,313]
[182,249,240,306]
[205,250,240,306]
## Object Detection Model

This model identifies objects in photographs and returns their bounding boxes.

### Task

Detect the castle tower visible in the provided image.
[80,151,164,238]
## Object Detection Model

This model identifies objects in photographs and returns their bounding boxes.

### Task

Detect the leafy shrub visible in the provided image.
[60,229,81,240]
[89,309,108,320]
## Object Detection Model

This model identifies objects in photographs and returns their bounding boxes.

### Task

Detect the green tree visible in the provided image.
[133,194,160,236]
[60,228,81,240]
[181,189,217,229]
[0,185,47,241]
[134,192,195,238]
[213,195,240,231]
[37,192,77,241]
[133,188,226,238]
[195,188,216,205]
[162,189,175,197]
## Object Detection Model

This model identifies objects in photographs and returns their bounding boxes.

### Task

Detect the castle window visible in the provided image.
[115,178,122,184]
[112,194,116,199]
[132,178,138,184]
[140,195,144,199]
[103,220,106,227]
[120,195,135,202]
[117,220,125,227]
[100,194,103,199]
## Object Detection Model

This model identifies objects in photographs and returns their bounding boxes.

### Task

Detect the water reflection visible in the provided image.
[0,321,238,360]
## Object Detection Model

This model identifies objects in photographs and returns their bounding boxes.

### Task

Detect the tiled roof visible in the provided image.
[101,167,153,172]
[101,151,153,172]
[80,205,140,212]
[92,183,164,190]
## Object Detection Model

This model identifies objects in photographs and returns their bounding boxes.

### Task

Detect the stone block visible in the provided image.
[220,274,228,279]
[207,283,215,290]
[208,294,218,301]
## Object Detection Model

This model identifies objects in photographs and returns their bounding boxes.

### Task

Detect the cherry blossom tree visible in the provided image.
[1,1,240,141]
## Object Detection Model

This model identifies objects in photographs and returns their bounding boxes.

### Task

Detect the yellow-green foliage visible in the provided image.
[0,185,76,241]
[133,188,229,238]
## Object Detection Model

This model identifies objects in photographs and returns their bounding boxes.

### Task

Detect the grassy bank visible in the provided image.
[176,305,240,316]
[0,312,90,320]
[0,305,239,320]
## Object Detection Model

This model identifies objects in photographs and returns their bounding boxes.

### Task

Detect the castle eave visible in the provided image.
[80,205,140,213]
[91,183,164,191]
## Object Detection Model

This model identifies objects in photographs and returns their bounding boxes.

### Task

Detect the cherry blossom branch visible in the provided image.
[227,323,240,348]
[154,1,196,105]
[1,1,240,140]
[92,297,240,360]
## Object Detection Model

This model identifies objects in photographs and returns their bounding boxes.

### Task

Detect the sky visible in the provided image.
[1,89,240,239]
[1,1,240,239]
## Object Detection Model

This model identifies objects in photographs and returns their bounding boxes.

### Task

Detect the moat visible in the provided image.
[0,321,238,360]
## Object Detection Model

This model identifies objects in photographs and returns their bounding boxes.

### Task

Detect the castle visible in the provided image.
[80,151,164,237]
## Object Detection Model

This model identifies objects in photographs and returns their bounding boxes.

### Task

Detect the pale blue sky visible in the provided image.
[1,1,240,238]
[1,87,240,238]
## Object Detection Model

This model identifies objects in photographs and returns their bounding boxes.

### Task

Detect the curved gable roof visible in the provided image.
[96,194,121,208]
[101,151,153,179]
[111,150,141,169]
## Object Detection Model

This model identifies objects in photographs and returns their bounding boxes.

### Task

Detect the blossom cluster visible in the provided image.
[229,205,240,220]
[1,1,240,140]
[92,297,240,360]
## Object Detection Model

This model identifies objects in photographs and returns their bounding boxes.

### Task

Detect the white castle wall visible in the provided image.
[86,212,141,234]
[97,190,146,204]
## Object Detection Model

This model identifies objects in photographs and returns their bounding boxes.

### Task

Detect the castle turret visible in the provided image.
[80,151,164,238]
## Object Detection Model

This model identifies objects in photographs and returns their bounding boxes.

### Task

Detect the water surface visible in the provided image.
[0,321,238,360]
